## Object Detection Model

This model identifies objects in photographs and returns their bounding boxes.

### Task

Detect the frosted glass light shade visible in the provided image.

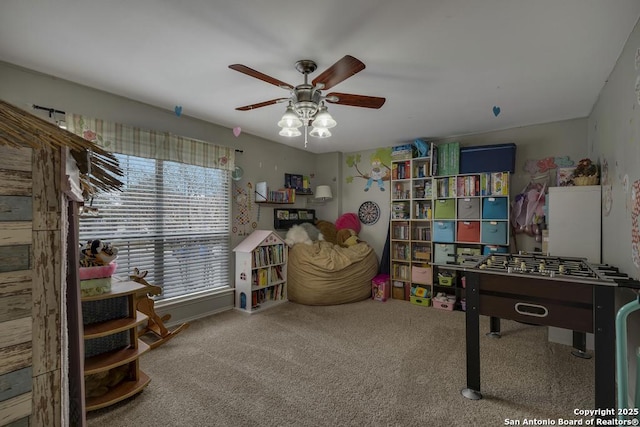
[314,185,333,200]
[311,106,336,129]
[279,127,302,137]
[277,106,303,129]
[309,127,332,138]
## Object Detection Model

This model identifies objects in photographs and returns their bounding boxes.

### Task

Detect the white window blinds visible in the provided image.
[79,154,230,300]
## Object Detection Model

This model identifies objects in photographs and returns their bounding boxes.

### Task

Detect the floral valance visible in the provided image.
[66,113,235,171]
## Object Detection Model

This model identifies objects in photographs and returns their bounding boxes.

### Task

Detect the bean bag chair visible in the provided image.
[287,240,379,305]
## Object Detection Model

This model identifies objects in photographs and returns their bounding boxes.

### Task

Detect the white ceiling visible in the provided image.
[1,1,640,154]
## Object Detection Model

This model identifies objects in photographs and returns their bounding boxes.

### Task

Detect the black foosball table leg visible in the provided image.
[486,316,501,338]
[571,331,592,359]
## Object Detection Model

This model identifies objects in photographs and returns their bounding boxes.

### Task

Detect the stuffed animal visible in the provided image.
[336,228,361,247]
[80,239,119,267]
[315,219,337,244]
[335,212,361,234]
[285,223,325,246]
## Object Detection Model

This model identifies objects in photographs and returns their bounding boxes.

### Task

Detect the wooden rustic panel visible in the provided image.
[0,367,32,402]
[32,146,61,232]
[0,222,32,246]
[0,317,31,349]
[0,270,32,296]
[0,145,32,172]
[5,416,29,427]
[32,371,60,427]
[31,229,61,376]
[0,392,31,426]
[0,294,31,323]
[0,342,32,376]
[0,246,30,273]
[0,170,31,197]
[0,197,32,222]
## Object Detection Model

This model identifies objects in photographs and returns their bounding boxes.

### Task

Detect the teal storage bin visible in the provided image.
[481,221,508,245]
[433,221,455,242]
[483,245,508,255]
[434,243,456,265]
[434,199,455,219]
[482,197,509,219]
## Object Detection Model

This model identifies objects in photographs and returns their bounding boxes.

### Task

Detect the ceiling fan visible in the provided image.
[229,55,385,146]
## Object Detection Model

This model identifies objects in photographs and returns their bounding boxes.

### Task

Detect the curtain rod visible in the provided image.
[32,104,65,116]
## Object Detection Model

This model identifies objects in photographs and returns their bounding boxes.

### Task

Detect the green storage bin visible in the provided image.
[434,199,455,219]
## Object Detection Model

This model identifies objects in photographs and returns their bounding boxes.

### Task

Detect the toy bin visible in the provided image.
[392,281,406,300]
[437,270,456,286]
[433,296,456,311]
[372,274,390,302]
[410,296,431,307]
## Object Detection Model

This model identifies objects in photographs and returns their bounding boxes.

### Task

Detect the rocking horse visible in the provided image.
[130,268,190,349]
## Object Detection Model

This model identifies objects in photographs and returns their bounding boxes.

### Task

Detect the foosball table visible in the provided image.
[442,252,640,415]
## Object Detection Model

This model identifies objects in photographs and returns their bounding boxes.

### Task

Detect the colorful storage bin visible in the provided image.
[483,244,509,255]
[434,243,456,265]
[411,266,433,285]
[457,221,481,243]
[433,294,456,311]
[410,295,431,307]
[481,221,508,245]
[457,198,480,219]
[457,246,482,263]
[434,199,455,219]
[433,221,455,242]
[482,197,509,219]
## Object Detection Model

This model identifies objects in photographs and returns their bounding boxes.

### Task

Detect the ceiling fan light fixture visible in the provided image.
[279,127,302,137]
[311,105,336,129]
[309,126,332,138]
[277,105,303,129]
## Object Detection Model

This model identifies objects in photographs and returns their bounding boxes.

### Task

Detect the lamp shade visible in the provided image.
[278,106,303,129]
[309,127,332,138]
[279,127,302,137]
[314,185,333,200]
[311,106,336,129]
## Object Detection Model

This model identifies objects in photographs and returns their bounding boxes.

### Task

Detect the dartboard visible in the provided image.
[358,201,380,225]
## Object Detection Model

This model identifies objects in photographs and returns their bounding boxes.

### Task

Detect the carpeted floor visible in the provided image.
[87,299,595,426]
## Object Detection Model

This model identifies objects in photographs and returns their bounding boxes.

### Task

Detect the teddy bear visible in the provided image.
[336,228,361,247]
[315,219,337,244]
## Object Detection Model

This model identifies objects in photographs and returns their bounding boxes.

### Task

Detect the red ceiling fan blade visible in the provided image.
[235,98,289,111]
[229,64,294,90]
[325,92,386,109]
[312,55,365,90]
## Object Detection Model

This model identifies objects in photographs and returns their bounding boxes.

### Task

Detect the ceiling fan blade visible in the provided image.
[325,92,386,109]
[312,55,365,90]
[229,64,294,90]
[235,98,289,111]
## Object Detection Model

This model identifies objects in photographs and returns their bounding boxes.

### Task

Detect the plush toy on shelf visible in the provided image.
[80,239,119,267]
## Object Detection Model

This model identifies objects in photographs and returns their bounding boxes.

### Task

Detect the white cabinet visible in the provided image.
[547,185,601,349]
[547,186,601,263]
[233,230,287,313]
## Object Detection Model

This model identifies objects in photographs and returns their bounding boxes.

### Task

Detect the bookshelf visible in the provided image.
[82,279,151,411]
[233,230,288,313]
[389,142,436,304]
[432,171,510,310]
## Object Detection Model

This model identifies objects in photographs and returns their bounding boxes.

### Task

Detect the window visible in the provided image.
[80,153,230,300]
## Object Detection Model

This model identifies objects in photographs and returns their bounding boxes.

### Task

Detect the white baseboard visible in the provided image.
[154,287,235,327]
[548,327,594,350]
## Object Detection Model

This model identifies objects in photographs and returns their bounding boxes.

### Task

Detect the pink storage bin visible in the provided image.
[79,262,117,280]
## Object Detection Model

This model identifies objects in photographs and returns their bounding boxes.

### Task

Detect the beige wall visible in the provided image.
[589,16,640,401]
